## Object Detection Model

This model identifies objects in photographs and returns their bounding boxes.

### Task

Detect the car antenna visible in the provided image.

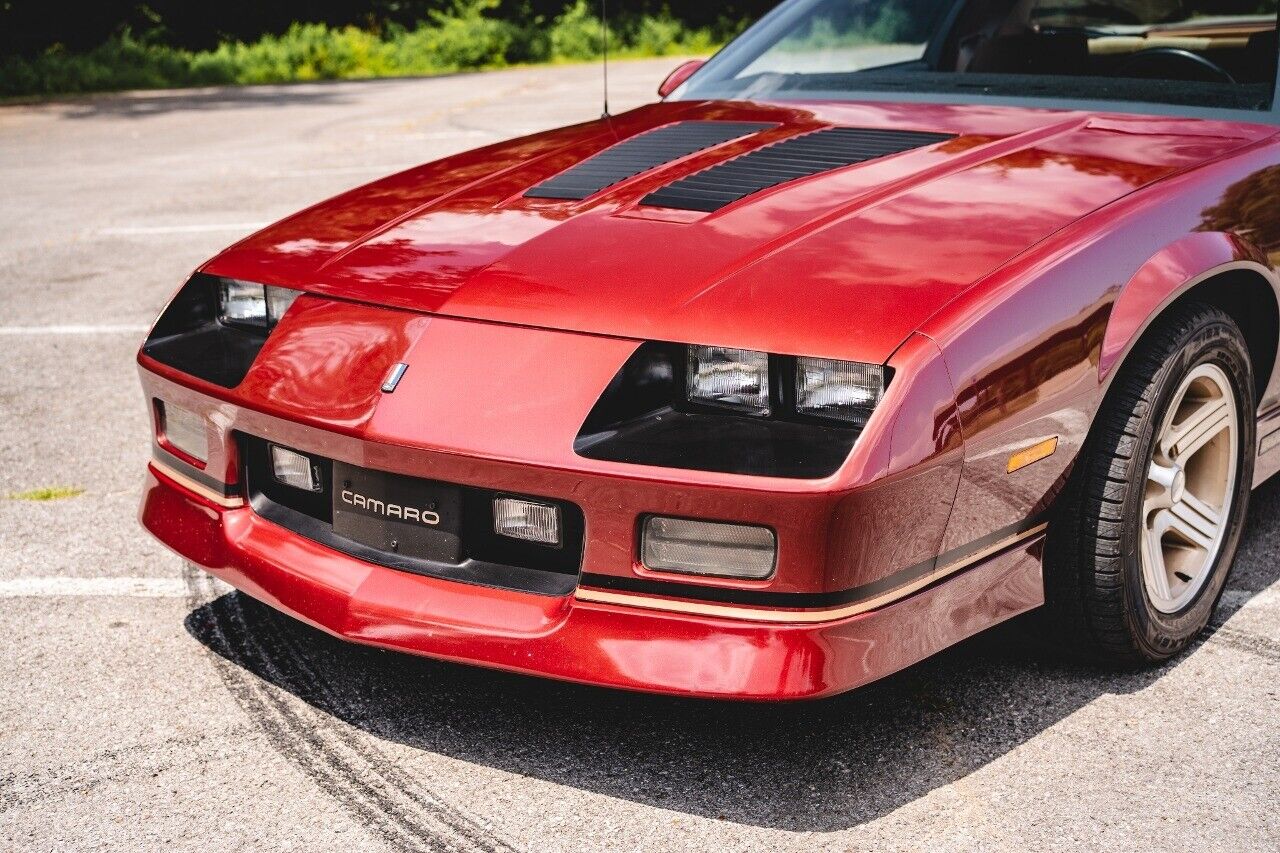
[600,0,611,118]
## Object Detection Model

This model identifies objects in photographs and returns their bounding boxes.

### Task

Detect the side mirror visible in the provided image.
[658,60,706,98]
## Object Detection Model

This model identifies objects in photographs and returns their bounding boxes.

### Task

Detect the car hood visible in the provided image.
[205,99,1269,363]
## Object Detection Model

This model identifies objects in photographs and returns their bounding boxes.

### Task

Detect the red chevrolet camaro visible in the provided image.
[139,0,1280,699]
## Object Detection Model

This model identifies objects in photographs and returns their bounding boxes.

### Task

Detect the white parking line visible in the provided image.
[266,163,418,178]
[361,130,493,142]
[98,223,268,236]
[0,324,148,335]
[0,324,148,333]
[0,577,225,598]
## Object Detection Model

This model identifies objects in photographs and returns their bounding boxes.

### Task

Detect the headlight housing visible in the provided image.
[142,273,303,388]
[575,342,891,478]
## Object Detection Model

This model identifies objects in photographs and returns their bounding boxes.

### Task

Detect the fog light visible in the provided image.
[159,402,208,463]
[494,497,561,546]
[271,444,321,492]
[642,516,776,579]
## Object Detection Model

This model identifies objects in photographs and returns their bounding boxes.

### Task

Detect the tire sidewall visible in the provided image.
[1120,317,1255,658]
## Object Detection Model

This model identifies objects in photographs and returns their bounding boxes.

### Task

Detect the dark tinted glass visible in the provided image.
[679,0,1279,112]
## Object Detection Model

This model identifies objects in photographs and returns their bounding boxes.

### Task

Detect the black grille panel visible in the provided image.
[238,435,585,597]
[641,127,955,212]
[525,121,775,201]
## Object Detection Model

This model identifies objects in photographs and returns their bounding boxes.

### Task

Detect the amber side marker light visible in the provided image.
[1008,437,1059,474]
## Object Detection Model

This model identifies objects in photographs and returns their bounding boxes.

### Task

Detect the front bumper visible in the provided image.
[143,462,1044,700]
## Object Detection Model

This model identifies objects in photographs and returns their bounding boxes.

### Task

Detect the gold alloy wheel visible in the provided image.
[1141,363,1239,615]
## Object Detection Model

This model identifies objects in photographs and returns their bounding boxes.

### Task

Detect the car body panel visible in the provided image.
[917,137,1280,548]
[139,89,1280,698]
[141,464,1044,700]
[138,317,954,598]
[204,101,1271,365]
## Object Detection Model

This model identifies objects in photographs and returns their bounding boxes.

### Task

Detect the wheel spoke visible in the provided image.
[1181,490,1222,531]
[1164,503,1215,551]
[1141,525,1174,602]
[1164,398,1229,463]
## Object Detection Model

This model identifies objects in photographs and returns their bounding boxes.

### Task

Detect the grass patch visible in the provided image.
[6,486,85,501]
[1,1,733,98]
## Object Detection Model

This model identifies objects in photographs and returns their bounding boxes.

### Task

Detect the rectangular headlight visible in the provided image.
[270,444,321,492]
[159,402,208,463]
[795,358,885,424]
[494,497,561,546]
[220,280,268,327]
[641,516,776,580]
[219,280,299,328]
[686,346,770,415]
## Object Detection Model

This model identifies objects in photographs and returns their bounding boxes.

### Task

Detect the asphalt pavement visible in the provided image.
[1,59,1278,852]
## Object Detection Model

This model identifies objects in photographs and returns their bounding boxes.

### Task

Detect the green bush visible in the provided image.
[396,1,519,71]
[0,1,724,98]
[548,0,610,61]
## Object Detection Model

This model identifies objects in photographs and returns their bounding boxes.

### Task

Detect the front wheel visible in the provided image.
[1044,303,1255,665]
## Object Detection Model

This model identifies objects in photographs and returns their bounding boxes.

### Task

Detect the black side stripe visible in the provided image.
[579,513,1048,609]
[152,446,240,498]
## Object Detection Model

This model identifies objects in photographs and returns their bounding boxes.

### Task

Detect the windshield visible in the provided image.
[678,0,1280,113]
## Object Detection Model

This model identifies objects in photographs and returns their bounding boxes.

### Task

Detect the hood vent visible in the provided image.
[642,127,955,213]
[525,121,775,202]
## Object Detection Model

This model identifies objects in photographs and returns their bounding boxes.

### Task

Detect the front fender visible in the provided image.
[921,135,1280,550]
[1099,232,1278,396]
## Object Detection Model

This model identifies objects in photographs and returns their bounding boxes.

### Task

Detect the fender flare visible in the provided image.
[1099,231,1280,399]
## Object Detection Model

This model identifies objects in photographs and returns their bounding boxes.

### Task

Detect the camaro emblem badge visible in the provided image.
[340,489,441,526]
[381,362,409,393]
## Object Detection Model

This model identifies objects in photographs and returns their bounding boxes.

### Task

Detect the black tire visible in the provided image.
[1043,302,1256,665]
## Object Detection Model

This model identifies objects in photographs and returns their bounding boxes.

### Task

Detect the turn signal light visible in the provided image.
[641,516,776,579]
[158,402,209,463]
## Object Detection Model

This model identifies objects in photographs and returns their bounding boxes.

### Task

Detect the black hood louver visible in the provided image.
[525,120,775,202]
[641,127,956,213]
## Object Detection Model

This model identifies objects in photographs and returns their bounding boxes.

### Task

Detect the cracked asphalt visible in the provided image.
[1,59,1278,852]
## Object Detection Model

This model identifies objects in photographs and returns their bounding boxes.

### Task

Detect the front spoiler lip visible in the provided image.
[142,464,1046,701]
